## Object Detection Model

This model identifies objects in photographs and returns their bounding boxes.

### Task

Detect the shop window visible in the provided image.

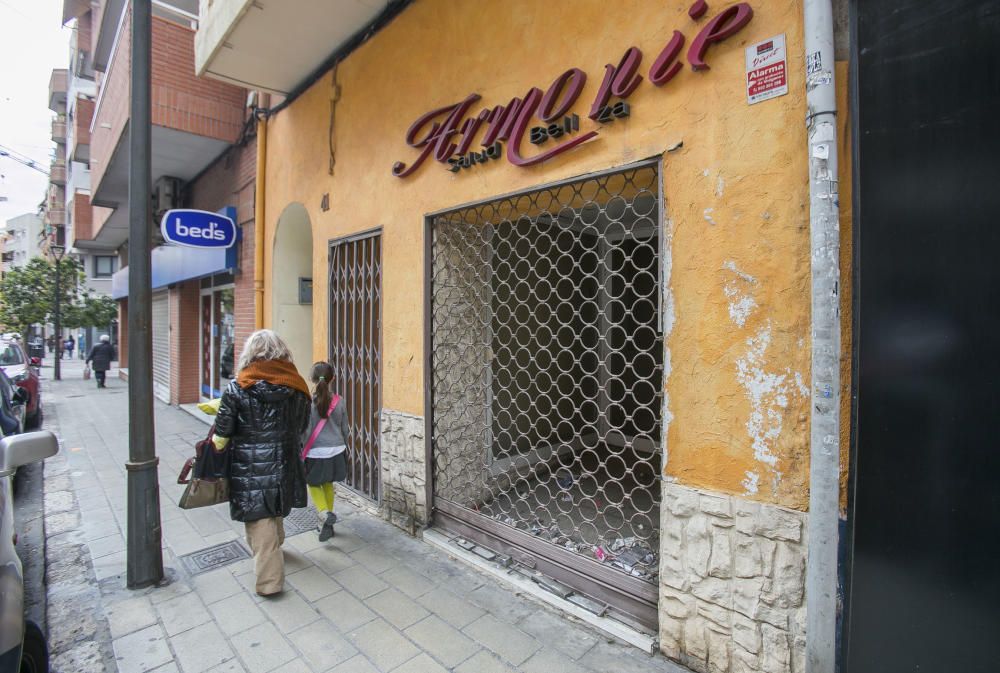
[94,255,117,277]
[429,162,664,596]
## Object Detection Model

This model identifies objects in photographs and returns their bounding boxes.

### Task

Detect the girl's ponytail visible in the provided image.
[309,361,335,418]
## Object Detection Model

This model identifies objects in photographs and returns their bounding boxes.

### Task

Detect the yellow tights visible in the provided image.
[307,483,336,514]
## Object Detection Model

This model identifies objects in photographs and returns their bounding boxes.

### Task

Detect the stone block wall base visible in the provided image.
[659,482,807,673]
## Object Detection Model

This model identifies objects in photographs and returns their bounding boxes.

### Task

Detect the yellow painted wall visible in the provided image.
[262,0,829,511]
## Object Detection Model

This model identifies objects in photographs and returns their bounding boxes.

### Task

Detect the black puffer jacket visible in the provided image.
[214,379,311,522]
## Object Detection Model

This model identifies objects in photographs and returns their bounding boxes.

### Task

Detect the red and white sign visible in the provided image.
[746,34,788,105]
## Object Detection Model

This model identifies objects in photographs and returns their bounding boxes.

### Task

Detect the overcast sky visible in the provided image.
[0,0,70,224]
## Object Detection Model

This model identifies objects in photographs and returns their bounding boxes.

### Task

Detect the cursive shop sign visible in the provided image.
[392,1,755,178]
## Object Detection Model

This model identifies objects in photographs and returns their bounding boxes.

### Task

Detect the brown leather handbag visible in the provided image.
[177,425,230,509]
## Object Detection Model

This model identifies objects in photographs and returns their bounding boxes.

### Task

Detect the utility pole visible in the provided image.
[125,0,163,589]
[51,245,65,381]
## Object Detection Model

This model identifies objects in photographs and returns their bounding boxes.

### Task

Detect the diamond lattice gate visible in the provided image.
[427,162,664,629]
[329,231,383,502]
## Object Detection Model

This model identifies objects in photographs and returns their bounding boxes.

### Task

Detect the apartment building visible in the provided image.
[1,212,45,273]
[60,0,256,404]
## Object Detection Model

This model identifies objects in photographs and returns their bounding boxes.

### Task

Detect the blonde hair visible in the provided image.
[237,329,293,372]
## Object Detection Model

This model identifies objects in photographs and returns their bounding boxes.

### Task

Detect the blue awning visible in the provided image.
[112,207,239,300]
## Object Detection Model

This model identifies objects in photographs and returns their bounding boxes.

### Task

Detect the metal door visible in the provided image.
[151,292,170,403]
[846,1,1000,671]
[426,162,664,629]
[329,231,383,502]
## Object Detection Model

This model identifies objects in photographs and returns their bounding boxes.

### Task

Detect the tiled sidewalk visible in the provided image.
[41,360,682,673]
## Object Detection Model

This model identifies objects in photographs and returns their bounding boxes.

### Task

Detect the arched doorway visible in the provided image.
[272,203,313,377]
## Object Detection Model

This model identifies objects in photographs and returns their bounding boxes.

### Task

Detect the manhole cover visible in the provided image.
[179,539,250,575]
[283,508,319,537]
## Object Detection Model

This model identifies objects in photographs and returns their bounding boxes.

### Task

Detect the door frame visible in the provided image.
[198,281,235,402]
[327,227,384,503]
[421,158,665,630]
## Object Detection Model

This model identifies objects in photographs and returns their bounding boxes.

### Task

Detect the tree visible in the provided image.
[0,256,113,335]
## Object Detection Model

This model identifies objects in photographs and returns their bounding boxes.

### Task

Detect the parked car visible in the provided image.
[0,431,58,672]
[0,370,26,439]
[0,341,39,429]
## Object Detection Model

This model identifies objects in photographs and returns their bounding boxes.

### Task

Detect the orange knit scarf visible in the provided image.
[236,359,310,397]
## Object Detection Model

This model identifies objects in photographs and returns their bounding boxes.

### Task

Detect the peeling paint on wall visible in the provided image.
[736,321,788,496]
[703,207,717,225]
[723,260,758,328]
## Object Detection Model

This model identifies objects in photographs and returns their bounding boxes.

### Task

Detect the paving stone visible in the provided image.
[328,655,381,673]
[282,547,314,575]
[334,565,389,599]
[404,615,481,668]
[315,590,377,632]
[582,640,688,673]
[208,592,267,637]
[269,661,314,673]
[379,565,437,599]
[288,619,359,671]
[106,596,158,640]
[93,550,126,580]
[416,586,486,629]
[88,532,126,559]
[521,648,592,673]
[453,650,518,673]
[392,653,449,673]
[112,624,174,673]
[169,621,235,673]
[306,546,357,575]
[148,578,194,604]
[205,660,247,673]
[192,568,244,605]
[467,583,538,625]
[286,566,341,602]
[156,590,211,637]
[258,590,321,633]
[229,623,297,673]
[346,618,420,672]
[367,588,429,629]
[517,610,601,660]
[149,662,181,673]
[348,544,399,575]
[462,614,541,667]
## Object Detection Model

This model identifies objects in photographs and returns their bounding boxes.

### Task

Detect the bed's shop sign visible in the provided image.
[392,2,754,178]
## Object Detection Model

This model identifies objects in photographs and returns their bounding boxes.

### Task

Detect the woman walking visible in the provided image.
[302,362,349,541]
[213,330,311,596]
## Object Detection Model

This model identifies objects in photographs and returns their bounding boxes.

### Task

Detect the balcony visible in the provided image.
[71,96,94,163]
[90,2,246,249]
[49,69,68,112]
[70,192,103,250]
[52,116,67,144]
[47,208,68,227]
[50,160,67,185]
[195,0,394,95]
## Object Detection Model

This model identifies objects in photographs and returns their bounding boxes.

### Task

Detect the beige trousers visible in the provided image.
[244,517,286,595]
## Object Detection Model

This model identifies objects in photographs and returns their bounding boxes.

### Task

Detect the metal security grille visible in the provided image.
[428,163,664,625]
[329,232,383,502]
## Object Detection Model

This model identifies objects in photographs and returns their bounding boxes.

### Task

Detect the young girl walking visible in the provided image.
[302,362,349,541]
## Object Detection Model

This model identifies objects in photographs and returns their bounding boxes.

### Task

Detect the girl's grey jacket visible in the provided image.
[304,397,350,451]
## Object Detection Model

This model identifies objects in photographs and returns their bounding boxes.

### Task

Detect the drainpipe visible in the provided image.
[803,1,840,672]
[254,106,267,330]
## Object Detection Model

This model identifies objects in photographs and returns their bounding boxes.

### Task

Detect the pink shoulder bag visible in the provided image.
[301,394,341,461]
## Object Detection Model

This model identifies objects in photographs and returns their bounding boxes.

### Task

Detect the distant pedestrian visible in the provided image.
[86,335,115,389]
[212,330,310,596]
[63,336,74,359]
[46,336,55,354]
[302,362,349,541]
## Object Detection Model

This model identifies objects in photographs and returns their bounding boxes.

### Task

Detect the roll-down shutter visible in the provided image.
[151,292,170,403]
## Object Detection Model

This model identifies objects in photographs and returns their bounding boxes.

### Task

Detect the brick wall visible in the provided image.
[74,95,94,150]
[151,16,245,142]
[71,192,94,244]
[90,5,246,209]
[186,137,257,366]
[169,280,200,404]
[77,10,92,62]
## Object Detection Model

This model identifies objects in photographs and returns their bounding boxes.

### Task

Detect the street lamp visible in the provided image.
[50,243,65,382]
